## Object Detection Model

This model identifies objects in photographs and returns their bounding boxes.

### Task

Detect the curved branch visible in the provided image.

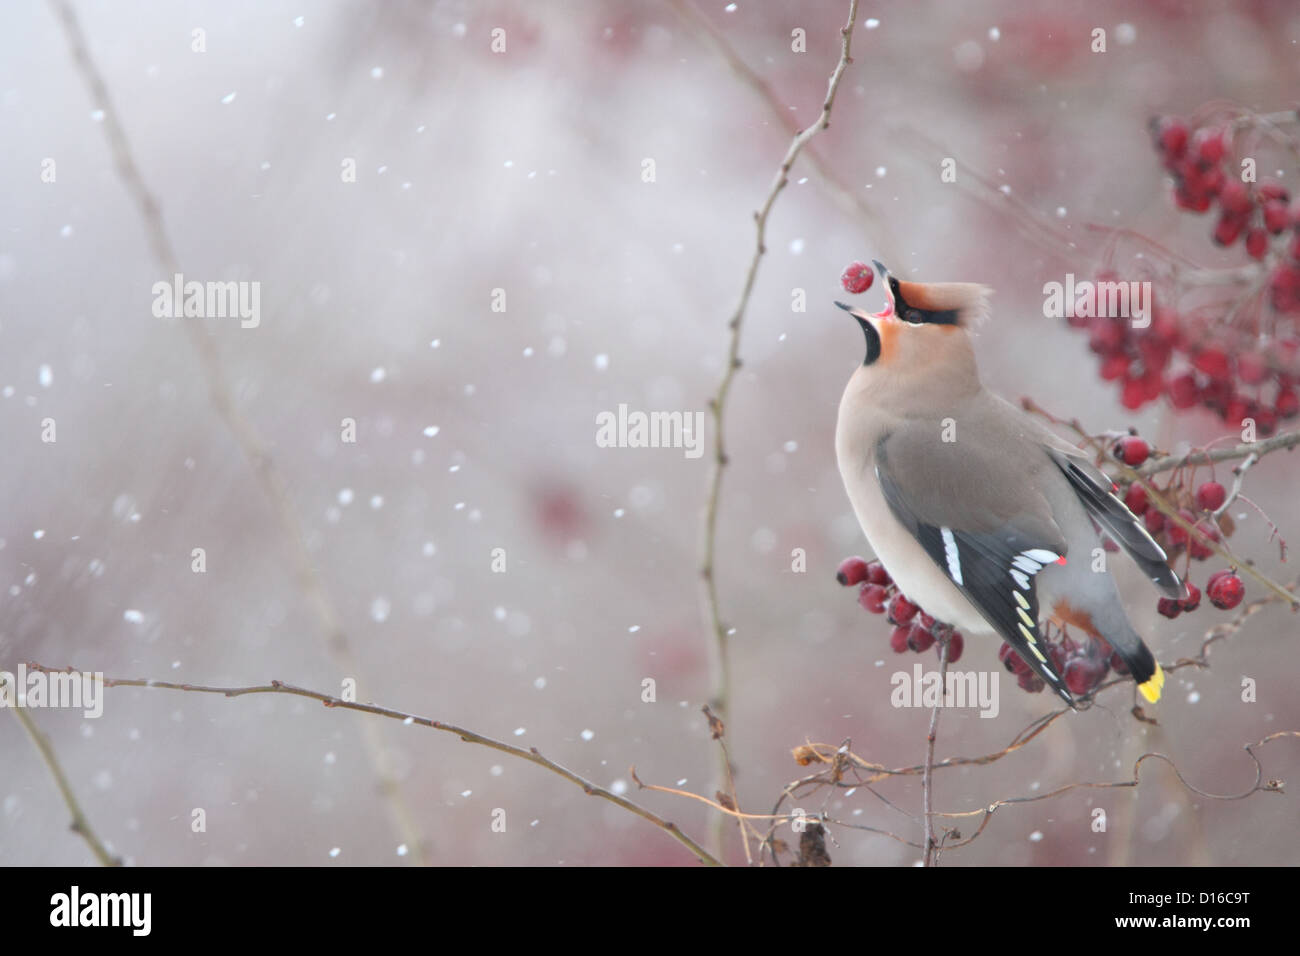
[25,665,722,867]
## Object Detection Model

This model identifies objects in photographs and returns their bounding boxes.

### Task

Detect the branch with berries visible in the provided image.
[1023,398,1298,613]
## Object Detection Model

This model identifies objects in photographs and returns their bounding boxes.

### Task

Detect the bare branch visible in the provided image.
[697,0,861,855]
[48,0,431,862]
[922,635,949,866]
[668,0,899,261]
[25,665,722,867]
[1138,430,1300,478]
[5,682,121,866]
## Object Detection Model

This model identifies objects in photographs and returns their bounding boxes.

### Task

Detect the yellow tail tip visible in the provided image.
[1138,663,1164,703]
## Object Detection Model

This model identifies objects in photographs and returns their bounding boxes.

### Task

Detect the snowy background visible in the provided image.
[3,0,1299,865]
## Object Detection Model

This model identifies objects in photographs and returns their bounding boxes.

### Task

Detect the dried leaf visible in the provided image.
[702,704,725,740]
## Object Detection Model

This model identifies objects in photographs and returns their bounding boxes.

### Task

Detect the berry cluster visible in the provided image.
[1153,117,1300,272]
[1064,108,1300,428]
[1158,568,1245,619]
[1108,432,1247,617]
[1070,281,1298,430]
[836,556,964,662]
[998,626,1115,698]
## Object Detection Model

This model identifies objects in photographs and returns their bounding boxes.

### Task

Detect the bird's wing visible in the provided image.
[874,423,1074,704]
[1045,448,1185,599]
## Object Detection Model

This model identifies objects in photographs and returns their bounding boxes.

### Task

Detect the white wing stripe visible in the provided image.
[940,526,963,585]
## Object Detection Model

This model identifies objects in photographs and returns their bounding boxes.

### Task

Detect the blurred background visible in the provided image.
[3,0,1298,866]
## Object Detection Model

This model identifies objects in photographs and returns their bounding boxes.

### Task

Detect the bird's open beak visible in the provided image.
[871,260,894,319]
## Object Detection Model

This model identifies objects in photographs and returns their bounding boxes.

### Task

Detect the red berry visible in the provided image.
[1063,656,1107,696]
[1207,572,1244,610]
[1144,509,1166,534]
[999,642,1029,675]
[1236,351,1270,385]
[1174,184,1212,213]
[1157,597,1182,618]
[865,560,891,586]
[1180,582,1201,612]
[1188,521,1218,560]
[1194,347,1231,381]
[1245,228,1270,260]
[1205,568,1233,591]
[1168,373,1200,409]
[1099,353,1131,381]
[1017,671,1046,694]
[1258,180,1290,203]
[1277,388,1299,418]
[918,611,936,629]
[1137,338,1171,374]
[841,261,874,294]
[1218,181,1253,215]
[1213,213,1246,247]
[836,556,870,586]
[1224,396,1251,426]
[1089,317,1127,354]
[907,625,935,652]
[1114,435,1150,466]
[1167,509,1196,546]
[887,593,919,626]
[1195,481,1226,512]
[858,583,889,614]
[1263,199,1290,234]
[1144,371,1166,401]
[1200,378,1233,413]
[1120,377,1148,410]
[1156,118,1189,158]
[944,632,964,663]
[1124,483,1149,515]
[1193,127,1226,163]
[889,625,911,653]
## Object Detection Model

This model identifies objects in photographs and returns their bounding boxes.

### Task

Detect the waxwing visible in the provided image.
[834,261,1185,705]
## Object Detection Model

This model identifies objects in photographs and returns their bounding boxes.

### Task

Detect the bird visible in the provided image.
[833,260,1185,706]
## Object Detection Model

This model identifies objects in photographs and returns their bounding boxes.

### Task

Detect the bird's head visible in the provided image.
[836,261,990,372]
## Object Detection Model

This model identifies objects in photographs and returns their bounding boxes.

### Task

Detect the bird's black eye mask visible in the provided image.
[891,277,960,326]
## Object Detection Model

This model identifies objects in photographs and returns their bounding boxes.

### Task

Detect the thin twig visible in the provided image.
[698,0,861,855]
[25,664,722,867]
[1138,430,1300,478]
[667,0,899,263]
[48,0,431,863]
[921,636,949,866]
[1215,452,1260,518]
[5,682,121,866]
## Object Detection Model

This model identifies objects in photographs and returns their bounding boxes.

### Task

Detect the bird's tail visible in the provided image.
[1110,629,1164,703]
